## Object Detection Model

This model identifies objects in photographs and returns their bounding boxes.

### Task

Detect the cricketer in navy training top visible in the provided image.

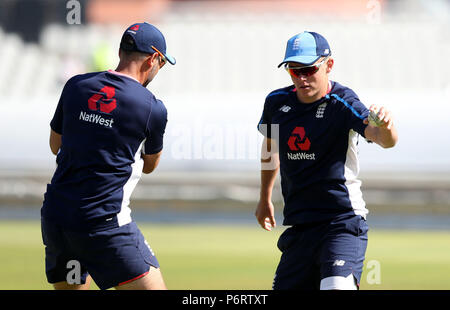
[41,22,175,290]
[256,31,398,290]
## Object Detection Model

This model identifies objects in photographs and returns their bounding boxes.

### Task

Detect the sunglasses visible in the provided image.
[151,45,167,68]
[285,56,330,78]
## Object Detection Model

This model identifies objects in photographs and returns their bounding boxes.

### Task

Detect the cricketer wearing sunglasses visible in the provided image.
[256,31,398,290]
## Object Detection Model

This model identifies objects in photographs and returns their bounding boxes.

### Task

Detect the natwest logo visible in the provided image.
[130,24,140,31]
[88,86,117,114]
[287,127,311,151]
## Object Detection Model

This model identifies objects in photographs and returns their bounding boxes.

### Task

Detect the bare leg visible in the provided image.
[53,275,92,290]
[115,266,167,290]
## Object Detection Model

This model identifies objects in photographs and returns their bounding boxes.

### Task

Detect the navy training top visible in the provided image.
[258,81,370,226]
[41,70,167,232]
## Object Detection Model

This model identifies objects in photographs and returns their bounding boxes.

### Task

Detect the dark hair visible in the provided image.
[119,34,152,59]
[120,34,137,52]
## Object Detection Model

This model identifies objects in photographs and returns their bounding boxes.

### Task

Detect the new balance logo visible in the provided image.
[333,260,346,266]
[279,105,291,113]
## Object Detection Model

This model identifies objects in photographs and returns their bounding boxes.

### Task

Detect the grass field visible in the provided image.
[0,220,449,290]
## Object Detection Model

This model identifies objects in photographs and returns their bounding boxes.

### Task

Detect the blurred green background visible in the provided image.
[1,220,450,290]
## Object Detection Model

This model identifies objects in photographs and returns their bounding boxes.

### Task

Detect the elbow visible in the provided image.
[50,146,59,155]
[382,143,395,149]
[142,163,158,174]
[384,127,398,149]
[142,167,156,174]
[141,151,162,174]
[49,132,62,155]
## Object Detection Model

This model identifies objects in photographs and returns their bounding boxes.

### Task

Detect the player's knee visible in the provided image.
[147,266,167,290]
[115,266,167,290]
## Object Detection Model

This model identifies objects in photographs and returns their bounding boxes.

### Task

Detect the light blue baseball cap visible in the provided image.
[278,31,331,67]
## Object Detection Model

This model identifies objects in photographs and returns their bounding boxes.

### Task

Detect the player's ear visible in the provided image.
[148,52,159,67]
[142,53,158,71]
[326,57,334,74]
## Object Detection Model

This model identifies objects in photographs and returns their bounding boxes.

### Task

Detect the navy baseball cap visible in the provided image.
[120,22,176,65]
[278,31,331,67]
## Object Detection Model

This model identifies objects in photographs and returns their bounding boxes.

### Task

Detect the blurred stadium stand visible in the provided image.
[1,0,448,97]
[0,0,449,217]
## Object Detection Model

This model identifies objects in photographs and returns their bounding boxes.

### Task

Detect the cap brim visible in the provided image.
[164,53,176,65]
[277,55,320,68]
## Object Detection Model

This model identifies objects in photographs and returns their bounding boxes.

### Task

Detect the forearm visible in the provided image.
[255,137,279,231]
[377,126,398,148]
[366,124,398,148]
[260,167,279,201]
[260,137,280,200]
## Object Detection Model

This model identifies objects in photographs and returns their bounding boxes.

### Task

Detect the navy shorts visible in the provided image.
[273,214,368,290]
[41,217,159,290]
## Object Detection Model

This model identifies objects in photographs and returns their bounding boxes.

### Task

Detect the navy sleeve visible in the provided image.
[330,92,369,138]
[144,99,167,155]
[50,81,71,134]
[348,99,370,137]
[50,98,63,134]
